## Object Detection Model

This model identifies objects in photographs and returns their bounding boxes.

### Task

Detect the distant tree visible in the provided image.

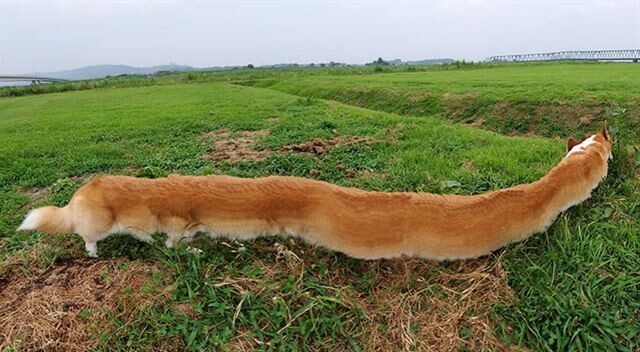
[246,64,255,69]
[365,57,390,66]
[375,57,389,66]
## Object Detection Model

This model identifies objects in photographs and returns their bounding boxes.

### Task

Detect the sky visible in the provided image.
[1,0,639,74]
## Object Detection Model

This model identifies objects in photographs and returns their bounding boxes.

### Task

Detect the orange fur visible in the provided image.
[18,130,611,260]
[566,137,580,151]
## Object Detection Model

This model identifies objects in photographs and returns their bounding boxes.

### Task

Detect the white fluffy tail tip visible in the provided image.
[17,209,41,231]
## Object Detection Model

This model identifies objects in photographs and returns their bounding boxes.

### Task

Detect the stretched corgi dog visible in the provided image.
[18,126,612,260]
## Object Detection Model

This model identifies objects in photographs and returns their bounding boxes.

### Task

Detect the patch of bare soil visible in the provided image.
[204,129,271,163]
[0,250,170,351]
[204,129,373,163]
[19,187,50,207]
[279,136,372,156]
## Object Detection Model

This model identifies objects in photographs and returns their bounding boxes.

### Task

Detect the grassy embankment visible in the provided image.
[0,62,638,350]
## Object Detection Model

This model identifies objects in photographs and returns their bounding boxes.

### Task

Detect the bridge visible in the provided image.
[487,49,640,63]
[0,76,68,83]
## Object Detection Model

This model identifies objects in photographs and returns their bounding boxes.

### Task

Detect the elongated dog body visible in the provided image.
[18,128,612,259]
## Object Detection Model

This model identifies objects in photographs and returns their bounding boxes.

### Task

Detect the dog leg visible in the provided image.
[85,241,98,258]
[164,234,179,248]
[182,232,196,243]
[164,238,175,248]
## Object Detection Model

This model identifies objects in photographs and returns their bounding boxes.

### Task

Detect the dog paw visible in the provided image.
[164,238,176,248]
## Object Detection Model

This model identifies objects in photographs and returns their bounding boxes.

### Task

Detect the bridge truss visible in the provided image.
[487,49,640,63]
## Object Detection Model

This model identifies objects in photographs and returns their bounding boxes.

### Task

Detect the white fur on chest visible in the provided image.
[566,135,596,158]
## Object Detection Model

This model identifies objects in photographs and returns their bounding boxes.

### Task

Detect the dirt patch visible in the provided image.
[19,187,50,207]
[204,129,271,163]
[0,251,170,351]
[204,129,373,163]
[279,136,372,156]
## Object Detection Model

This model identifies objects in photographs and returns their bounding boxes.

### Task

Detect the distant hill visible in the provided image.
[368,58,455,66]
[401,58,455,65]
[30,64,196,80]
[25,58,457,81]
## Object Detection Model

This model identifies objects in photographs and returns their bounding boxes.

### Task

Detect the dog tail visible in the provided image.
[17,206,73,234]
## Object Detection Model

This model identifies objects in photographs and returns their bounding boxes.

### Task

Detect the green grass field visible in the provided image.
[0,63,638,351]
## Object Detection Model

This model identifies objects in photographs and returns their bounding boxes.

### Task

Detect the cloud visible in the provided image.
[1,0,639,73]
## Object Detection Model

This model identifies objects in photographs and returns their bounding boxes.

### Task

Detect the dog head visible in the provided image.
[566,122,612,161]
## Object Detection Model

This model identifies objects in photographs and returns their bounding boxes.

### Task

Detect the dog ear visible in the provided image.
[601,121,609,141]
[567,137,580,151]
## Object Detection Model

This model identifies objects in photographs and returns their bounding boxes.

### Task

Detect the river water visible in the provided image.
[0,81,47,87]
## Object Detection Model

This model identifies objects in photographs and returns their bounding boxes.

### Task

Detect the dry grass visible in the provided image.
[327,254,515,351]
[0,246,171,351]
[204,129,271,163]
[0,239,518,351]
[213,239,517,351]
[224,329,260,352]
